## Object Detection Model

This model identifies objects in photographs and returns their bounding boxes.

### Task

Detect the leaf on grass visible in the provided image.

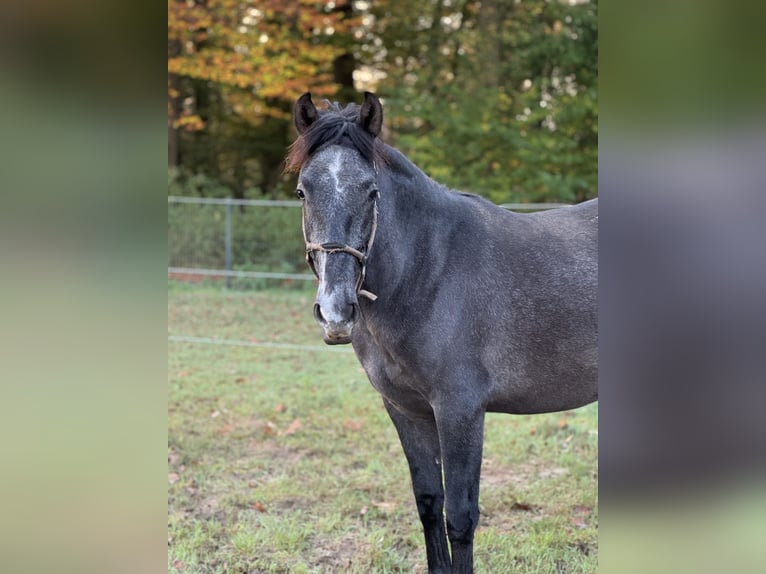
[511,501,534,511]
[344,419,363,431]
[372,501,398,514]
[559,419,568,429]
[282,418,302,435]
[274,403,286,413]
[572,519,589,529]
[211,410,220,419]
[252,501,266,512]
[359,506,368,516]
[168,472,180,484]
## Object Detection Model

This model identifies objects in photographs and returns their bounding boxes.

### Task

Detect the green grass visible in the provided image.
[168,283,598,573]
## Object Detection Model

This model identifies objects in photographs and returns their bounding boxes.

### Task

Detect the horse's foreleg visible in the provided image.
[435,404,485,574]
[383,399,451,574]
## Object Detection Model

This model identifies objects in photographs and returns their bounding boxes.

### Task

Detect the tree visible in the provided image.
[360,0,598,203]
[167,0,598,204]
[168,0,358,196]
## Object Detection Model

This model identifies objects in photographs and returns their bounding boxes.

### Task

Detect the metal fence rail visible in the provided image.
[168,196,569,287]
[166,267,315,280]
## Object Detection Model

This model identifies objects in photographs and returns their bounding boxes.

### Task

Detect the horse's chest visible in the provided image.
[359,345,433,413]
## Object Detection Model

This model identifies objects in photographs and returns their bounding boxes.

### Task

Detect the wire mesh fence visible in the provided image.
[168,196,570,288]
[168,196,312,288]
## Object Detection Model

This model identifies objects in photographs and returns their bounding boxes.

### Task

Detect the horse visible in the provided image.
[285,92,598,573]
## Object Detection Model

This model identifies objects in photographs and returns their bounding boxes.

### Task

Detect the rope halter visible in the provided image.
[303,200,379,302]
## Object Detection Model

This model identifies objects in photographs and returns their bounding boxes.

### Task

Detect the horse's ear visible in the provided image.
[294,92,318,135]
[359,92,383,137]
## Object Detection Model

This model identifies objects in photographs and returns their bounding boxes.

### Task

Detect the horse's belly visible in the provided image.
[486,387,597,415]
[486,357,598,415]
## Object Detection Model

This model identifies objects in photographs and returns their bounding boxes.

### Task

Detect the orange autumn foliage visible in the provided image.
[168,0,357,125]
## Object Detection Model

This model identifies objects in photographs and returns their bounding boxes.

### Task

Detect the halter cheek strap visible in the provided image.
[302,201,379,302]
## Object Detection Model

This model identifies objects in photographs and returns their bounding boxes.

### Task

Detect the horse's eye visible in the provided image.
[296,188,305,200]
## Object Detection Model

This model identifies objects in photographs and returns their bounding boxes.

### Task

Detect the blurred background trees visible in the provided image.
[168,0,597,203]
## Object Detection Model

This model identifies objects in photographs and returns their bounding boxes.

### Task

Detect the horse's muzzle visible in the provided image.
[313,301,358,345]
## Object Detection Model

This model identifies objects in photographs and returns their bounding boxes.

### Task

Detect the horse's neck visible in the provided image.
[381,146,446,217]
[367,148,449,297]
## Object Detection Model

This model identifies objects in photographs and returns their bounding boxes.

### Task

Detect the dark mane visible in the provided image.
[284,101,387,173]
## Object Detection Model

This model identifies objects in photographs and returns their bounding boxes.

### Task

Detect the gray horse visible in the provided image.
[286,92,597,573]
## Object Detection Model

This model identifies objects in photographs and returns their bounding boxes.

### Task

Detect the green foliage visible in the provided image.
[168,167,232,199]
[374,0,598,204]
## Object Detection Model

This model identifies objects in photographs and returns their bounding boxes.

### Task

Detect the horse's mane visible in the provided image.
[284,101,387,173]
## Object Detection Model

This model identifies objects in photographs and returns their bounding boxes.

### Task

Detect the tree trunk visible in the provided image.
[426,0,445,91]
[332,1,356,101]
[333,53,356,101]
[167,39,182,167]
[478,0,499,88]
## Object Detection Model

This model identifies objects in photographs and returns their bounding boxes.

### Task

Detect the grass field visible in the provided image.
[168,283,598,573]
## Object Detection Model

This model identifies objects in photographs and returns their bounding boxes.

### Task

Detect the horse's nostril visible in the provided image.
[313,303,326,325]
[314,300,358,328]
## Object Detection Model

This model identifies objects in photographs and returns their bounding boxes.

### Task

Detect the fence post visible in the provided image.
[225,200,232,289]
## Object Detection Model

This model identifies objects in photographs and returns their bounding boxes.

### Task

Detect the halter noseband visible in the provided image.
[303,200,379,302]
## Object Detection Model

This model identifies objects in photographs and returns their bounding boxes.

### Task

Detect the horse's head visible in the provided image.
[290,92,384,345]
